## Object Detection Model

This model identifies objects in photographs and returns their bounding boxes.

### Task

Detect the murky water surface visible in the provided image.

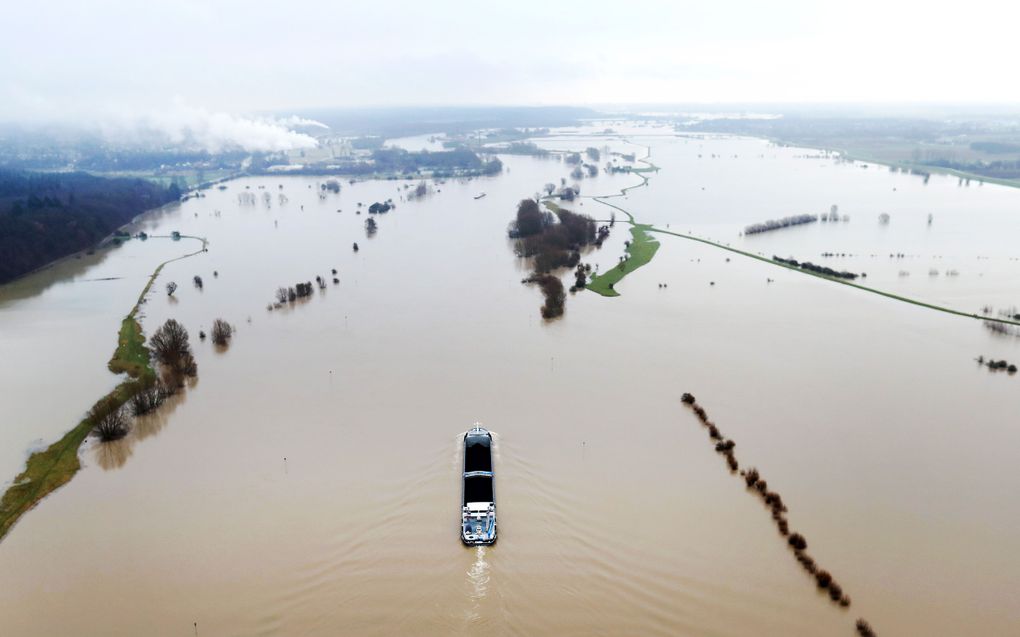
[1,128,1019,636]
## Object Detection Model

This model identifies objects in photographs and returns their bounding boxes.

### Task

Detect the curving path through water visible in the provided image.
[580,137,1020,327]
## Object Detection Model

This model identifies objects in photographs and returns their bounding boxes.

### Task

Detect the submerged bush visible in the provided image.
[788,533,807,551]
[796,551,817,574]
[725,453,738,471]
[715,440,735,452]
[744,467,760,487]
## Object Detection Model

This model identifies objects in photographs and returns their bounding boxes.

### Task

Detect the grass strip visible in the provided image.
[0,235,206,543]
[586,224,660,297]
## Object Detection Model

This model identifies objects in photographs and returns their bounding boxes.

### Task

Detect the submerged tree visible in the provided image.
[525,274,566,319]
[166,281,178,296]
[573,264,587,290]
[514,199,546,237]
[93,402,130,442]
[211,319,233,346]
[150,319,190,365]
[130,383,166,416]
[193,275,203,289]
[150,318,197,382]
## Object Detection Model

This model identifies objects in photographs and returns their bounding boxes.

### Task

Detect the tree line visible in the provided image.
[0,169,180,283]
[680,393,877,636]
[773,255,860,280]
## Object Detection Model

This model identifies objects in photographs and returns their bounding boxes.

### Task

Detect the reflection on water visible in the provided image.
[94,437,133,471]
[0,244,118,308]
[134,390,187,442]
[91,386,188,471]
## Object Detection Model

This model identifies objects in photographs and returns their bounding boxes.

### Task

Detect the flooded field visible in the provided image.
[1,129,1019,636]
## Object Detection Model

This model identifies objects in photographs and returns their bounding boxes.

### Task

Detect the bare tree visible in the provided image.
[150,319,191,366]
[275,287,288,303]
[211,319,233,346]
[131,383,166,416]
[166,281,178,296]
[94,404,130,441]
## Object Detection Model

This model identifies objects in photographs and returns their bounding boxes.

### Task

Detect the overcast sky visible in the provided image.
[2,0,1018,124]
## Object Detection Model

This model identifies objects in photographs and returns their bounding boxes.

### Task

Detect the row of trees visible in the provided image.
[773,256,860,280]
[93,318,200,443]
[273,283,314,304]
[744,214,817,235]
[0,169,180,283]
[679,393,872,635]
[976,355,1018,373]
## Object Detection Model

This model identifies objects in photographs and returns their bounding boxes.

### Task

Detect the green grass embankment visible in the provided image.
[0,323,151,541]
[580,140,662,295]
[586,223,660,297]
[0,235,207,543]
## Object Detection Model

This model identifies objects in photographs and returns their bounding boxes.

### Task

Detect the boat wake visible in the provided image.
[463,546,490,621]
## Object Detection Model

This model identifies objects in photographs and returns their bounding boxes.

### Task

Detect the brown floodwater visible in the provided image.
[1,129,1019,636]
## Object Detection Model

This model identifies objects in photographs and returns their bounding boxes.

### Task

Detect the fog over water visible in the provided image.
[1,128,1019,635]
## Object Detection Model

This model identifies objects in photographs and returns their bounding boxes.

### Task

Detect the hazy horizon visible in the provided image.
[5,0,1020,123]
[6,1,1020,154]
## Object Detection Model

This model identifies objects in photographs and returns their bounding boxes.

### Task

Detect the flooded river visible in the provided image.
[1,128,1019,635]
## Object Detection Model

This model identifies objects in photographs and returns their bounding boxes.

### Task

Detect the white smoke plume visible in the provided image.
[116,102,321,153]
[0,86,323,153]
[274,115,330,130]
